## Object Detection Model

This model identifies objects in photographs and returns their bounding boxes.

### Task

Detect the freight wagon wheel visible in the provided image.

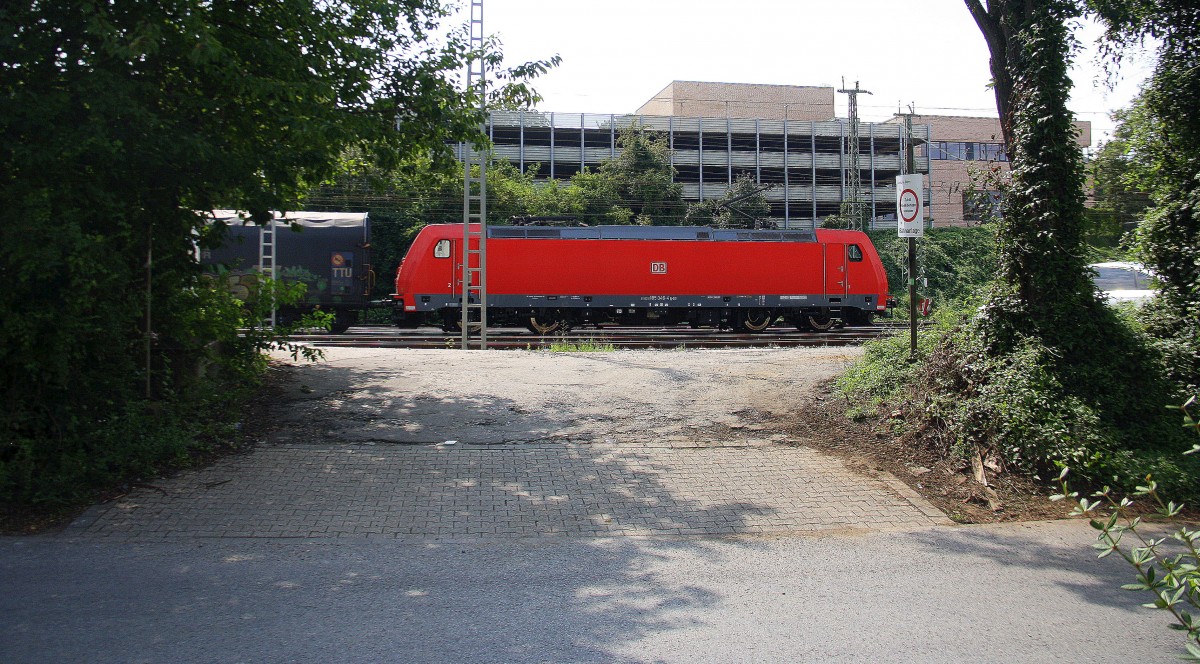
[804,312,836,332]
[738,309,775,333]
[526,315,566,336]
[328,311,355,334]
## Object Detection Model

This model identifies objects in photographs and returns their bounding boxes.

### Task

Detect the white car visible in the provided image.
[1089,261,1156,305]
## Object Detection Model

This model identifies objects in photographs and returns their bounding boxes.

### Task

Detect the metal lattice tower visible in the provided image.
[461,0,488,349]
[258,217,277,328]
[838,80,872,230]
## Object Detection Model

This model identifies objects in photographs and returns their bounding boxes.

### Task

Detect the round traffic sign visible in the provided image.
[899,189,920,223]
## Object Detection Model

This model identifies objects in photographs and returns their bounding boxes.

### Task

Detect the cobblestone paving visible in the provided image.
[65,442,949,540]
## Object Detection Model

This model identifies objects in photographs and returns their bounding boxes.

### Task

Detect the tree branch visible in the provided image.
[964,0,1003,55]
[963,0,1015,149]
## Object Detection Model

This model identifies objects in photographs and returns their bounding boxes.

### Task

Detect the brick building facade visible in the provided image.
[885,114,1092,226]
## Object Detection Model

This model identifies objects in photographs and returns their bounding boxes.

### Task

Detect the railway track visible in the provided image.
[287,324,901,350]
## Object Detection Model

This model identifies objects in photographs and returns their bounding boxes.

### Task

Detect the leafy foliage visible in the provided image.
[1086,110,1152,251]
[0,1,556,504]
[684,175,771,228]
[1089,1,1200,393]
[965,1,1103,355]
[863,1,1195,496]
[835,306,957,420]
[944,307,1188,493]
[868,226,998,306]
[841,300,1196,498]
[0,277,324,504]
[597,125,686,225]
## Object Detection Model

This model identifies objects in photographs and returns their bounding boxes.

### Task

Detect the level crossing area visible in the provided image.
[63,345,948,541]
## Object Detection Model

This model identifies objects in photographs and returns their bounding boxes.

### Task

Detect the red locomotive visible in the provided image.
[391,224,891,333]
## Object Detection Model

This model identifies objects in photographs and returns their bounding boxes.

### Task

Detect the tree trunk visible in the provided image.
[963,0,1099,353]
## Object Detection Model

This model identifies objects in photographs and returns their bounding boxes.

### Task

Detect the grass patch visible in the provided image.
[836,304,967,419]
[544,339,616,353]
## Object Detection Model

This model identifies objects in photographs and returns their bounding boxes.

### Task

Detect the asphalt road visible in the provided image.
[1,519,1183,663]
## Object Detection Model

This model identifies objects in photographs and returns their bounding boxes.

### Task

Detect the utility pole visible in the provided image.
[838,79,872,230]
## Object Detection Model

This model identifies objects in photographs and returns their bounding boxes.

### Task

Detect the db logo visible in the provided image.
[650,262,668,274]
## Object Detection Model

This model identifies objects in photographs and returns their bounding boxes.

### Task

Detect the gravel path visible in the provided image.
[268,346,866,447]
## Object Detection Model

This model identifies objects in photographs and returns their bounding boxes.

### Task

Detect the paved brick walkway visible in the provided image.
[65,442,949,540]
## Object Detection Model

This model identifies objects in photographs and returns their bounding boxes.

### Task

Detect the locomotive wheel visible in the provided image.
[526,315,567,335]
[739,309,775,333]
[442,320,484,334]
[804,312,836,332]
[842,308,875,327]
[441,310,483,334]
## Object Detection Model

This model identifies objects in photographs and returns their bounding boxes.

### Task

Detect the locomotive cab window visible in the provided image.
[433,239,451,258]
[848,245,864,262]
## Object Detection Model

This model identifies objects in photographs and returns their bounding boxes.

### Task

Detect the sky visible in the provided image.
[451,0,1157,147]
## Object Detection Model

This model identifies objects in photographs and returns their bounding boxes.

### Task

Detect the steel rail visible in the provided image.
[286,325,896,350]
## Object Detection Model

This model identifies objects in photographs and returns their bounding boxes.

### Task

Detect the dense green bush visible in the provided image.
[840,299,1199,499]
[0,279,323,505]
[867,226,997,306]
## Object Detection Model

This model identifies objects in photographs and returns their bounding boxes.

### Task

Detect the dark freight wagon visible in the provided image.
[201,210,372,333]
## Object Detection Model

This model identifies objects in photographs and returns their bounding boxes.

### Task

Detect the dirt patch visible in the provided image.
[258,347,866,447]
[781,377,1075,524]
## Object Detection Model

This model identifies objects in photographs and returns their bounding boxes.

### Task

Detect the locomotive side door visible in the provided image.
[431,238,457,298]
[824,243,849,299]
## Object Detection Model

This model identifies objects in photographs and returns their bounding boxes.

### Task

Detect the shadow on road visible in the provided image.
[2,350,1019,662]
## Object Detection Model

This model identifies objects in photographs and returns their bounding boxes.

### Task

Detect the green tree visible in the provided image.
[599,125,686,225]
[1086,108,1153,249]
[869,1,1192,493]
[1090,1,1200,392]
[964,0,1102,348]
[0,0,554,503]
[685,175,772,228]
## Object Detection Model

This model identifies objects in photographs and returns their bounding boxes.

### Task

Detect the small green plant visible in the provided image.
[546,339,615,353]
[1053,396,1200,659]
